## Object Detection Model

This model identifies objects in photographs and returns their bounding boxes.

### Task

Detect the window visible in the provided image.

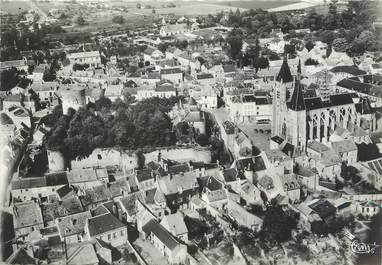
[108,234,111,240]
[120,230,124,236]
[113,232,117,239]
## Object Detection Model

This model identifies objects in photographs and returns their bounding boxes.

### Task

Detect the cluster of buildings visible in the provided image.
[1,5,382,265]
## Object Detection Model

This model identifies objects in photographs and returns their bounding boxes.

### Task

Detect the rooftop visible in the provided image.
[158,171,198,195]
[136,168,154,182]
[13,201,43,229]
[161,68,182,75]
[80,185,112,207]
[161,212,188,236]
[331,139,357,153]
[67,243,99,265]
[142,219,180,250]
[67,168,99,184]
[87,213,125,237]
[120,192,143,216]
[309,199,336,219]
[330,65,366,76]
[57,211,91,237]
[206,189,227,202]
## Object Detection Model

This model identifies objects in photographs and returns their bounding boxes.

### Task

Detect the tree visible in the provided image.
[319,30,336,44]
[76,15,86,26]
[95,97,112,111]
[144,61,150,67]
[226,29,243,60]
[158,43,168,54]
[305,41,315,52]
[332,38,349,52]
[323,0,339,29]
[196,134,209,146]
[73,63,89,71]
[64,108,108,160]
[245,40,260,67]
[254,57,269,71]
[43,63,58,82]
[311,220,328,236]
[262,207,298,243]
[112,15,125,25]
[0,67,21,91]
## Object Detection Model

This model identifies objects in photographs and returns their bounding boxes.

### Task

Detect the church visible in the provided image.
[271,57,376,155]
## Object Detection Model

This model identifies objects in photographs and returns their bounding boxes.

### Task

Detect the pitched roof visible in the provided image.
[307,140,329,153]
[222,64,236,73]
[197,73,214,79]
[87,213,125,236]
[120,192,143,216]
[206,189,227,202]
[161,212,188,236]
[276,57,293,83]
[142,219,180,250]
[288,81,305,111]
[331,139,357,153]
[161,68,182,75]
[145,188,166,204]
[223,168,238,182]
[81,185,112,207]
[57,211,91,236]
[158,171,198,195]
[309,199,336,219]
[330,65,366,76]
[67,243,99,265]
[13,201,43,229]
[168,163,190,175]
[136,168,154,182]
[6,248,35,265]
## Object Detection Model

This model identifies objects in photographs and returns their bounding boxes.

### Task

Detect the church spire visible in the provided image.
[288,79,305,111]
[276,55,293,83]
[297,58,301,77]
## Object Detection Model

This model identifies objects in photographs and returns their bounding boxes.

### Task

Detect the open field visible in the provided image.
[1,0,297,15]
[0,1,32,14]
[207,0,298,10]
[0,0,297,33]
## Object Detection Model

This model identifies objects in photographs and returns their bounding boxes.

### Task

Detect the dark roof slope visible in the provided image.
[88,213,125,236]
[288,81,305,111]
[276,57,293,83]
[161,68,182,75]
[330,65,366,76]
[136,168,154,182]
[6,248,35,264]
[142,219,179,250]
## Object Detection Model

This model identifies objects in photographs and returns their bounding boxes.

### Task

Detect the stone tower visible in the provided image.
[272,56,294,139]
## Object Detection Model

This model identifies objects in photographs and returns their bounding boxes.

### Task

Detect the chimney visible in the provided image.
[118,208,123,220]
[112,203,117,215]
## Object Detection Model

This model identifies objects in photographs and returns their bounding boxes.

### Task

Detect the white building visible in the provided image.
[67,51,102,68]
